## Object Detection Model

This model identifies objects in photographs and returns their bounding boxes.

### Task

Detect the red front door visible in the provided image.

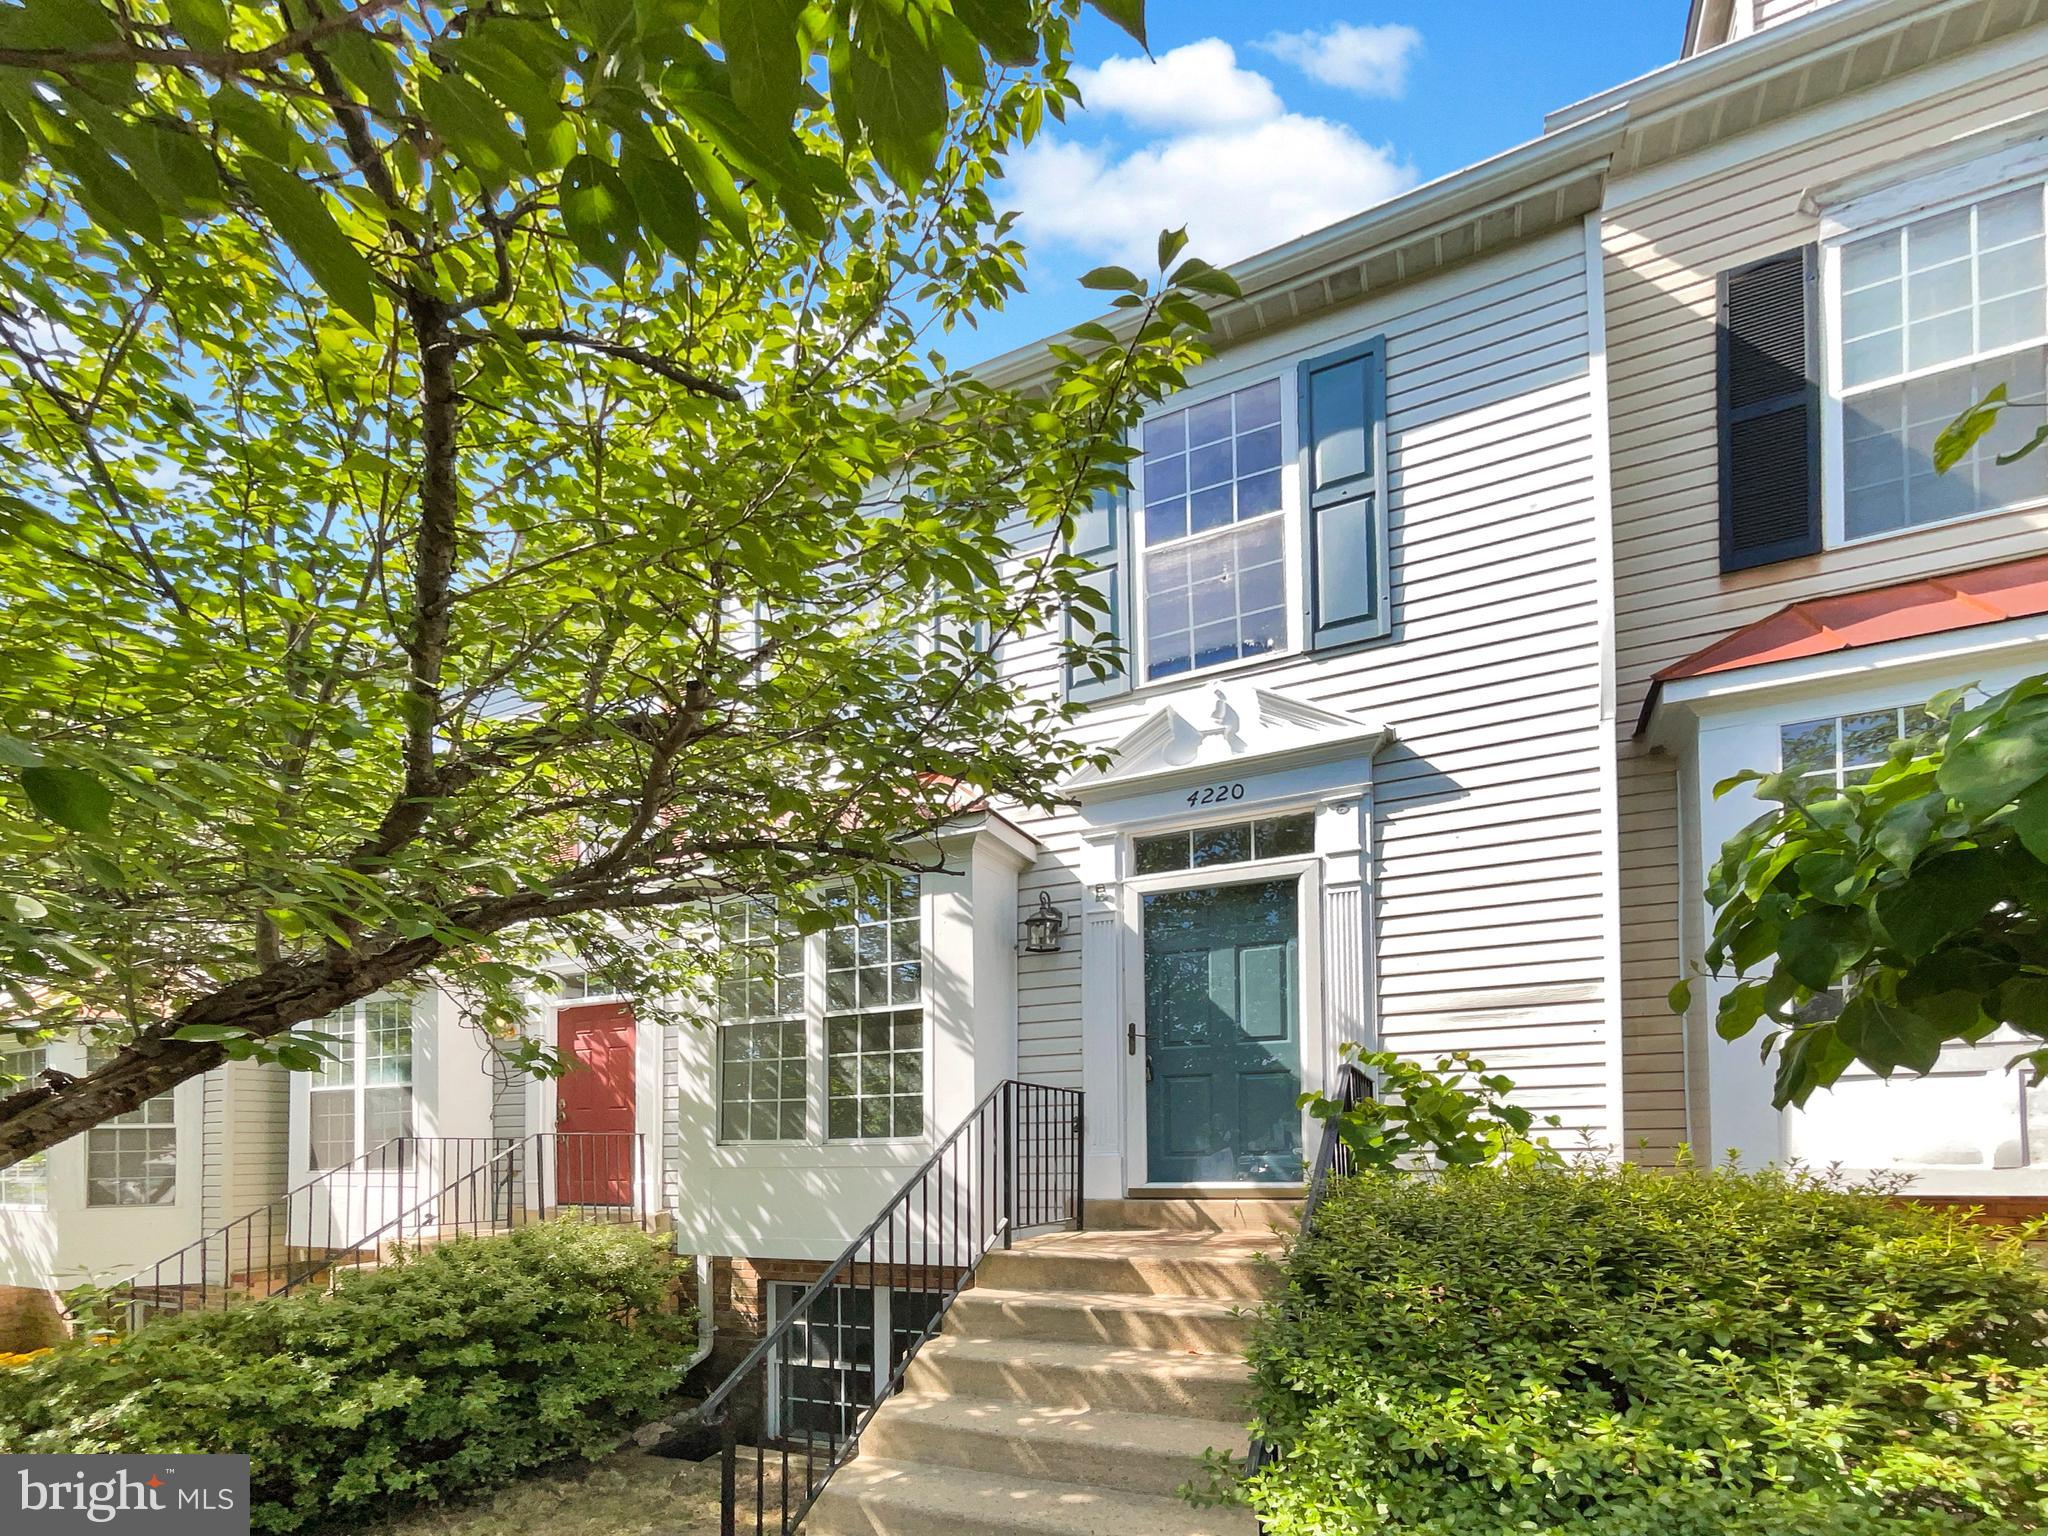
[555,1001,636,1205]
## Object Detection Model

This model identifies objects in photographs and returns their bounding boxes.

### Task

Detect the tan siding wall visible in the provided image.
[1605,51,2048,1160]
[1001,226,1621,1142]
[200,1058,289,1232]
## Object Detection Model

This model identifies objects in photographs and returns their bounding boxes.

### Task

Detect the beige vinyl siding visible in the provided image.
[1605,48,2048,1160]
[198,1058,289,1232]
[1754,0,1843,27]
[999,226,1621,1142]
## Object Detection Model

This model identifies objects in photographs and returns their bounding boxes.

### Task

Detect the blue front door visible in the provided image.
[1141,878,1305,1183]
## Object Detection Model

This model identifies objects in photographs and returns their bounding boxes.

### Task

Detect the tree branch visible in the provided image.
[454,327,744,403]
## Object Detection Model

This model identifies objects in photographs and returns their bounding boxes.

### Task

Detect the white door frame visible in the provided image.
[1120,850,1325,1191]
[525,989,663,1215]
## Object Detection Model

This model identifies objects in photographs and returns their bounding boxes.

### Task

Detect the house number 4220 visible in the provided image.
[1186,782,1246,807]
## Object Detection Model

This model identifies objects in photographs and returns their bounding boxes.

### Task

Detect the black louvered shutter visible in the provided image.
[1717,246,1821,572]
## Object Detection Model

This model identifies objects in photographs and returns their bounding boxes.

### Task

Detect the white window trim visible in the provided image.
[307,995,417,1170]
[1819,162,2048,551]
[715,884,934,1150]
[0,1043,49,1209]
[1129,370,1306,690]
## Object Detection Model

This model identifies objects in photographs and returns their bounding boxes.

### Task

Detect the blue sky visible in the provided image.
[958,1,1686,364]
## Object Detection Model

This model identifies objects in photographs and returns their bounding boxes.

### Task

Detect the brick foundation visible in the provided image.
[0,1284,67,1354]
[1894,1194,2048,1227]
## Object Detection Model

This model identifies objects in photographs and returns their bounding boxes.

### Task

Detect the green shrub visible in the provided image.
[1242,1163,2048,1534]
[0,1221,693,1532]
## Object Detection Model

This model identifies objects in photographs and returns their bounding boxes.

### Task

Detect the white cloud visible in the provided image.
[1257,22,1424,99]
[1071,39,1282,131]
[1006,114,1418,272]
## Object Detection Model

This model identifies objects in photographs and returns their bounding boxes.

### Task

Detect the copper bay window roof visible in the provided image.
[1635,552,2048,734]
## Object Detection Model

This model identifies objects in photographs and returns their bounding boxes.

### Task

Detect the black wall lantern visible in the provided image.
[1022,890,1067,953]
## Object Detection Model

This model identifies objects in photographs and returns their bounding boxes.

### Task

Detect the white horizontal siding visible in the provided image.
[998,224,1620,1145]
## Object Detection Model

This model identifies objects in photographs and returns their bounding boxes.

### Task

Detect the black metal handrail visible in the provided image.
[1244,1062,1371,1526]
[695,1078,1084,1536]
[89,1131,647,1329]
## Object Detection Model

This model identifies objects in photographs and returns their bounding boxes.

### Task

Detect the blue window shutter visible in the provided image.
[1065,487,1133,704]
[1299,337,1390,650]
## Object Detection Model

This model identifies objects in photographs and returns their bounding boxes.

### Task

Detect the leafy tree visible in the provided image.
[0,0,1236,1167]
[1300,1045,1563,1172]
[1674,674,2048,1107]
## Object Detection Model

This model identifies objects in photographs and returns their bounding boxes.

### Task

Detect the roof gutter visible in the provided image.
[1547,0,1983,135]
[972,109,1625,392]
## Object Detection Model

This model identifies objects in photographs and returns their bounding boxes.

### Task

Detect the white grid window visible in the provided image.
[716,879,924,1145]
[716,899,808,1143]
[0,1044,47,1206]
[1139,380,1287,681]
[1779,704,1944,788]
[825,880,923,1139]
[85,1046,176,1207]
[1837,184,2048,538]
[307,998,414,1169]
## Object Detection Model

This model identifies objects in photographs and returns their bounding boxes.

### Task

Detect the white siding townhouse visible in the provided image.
[6,0,2048,1352]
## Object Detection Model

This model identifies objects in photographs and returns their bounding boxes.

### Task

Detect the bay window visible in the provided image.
[308,997,415,1168]
[717,878,925,1144]
[85,1046,176,1206]
[0,1043,47,1206]
[1835,182,2048,539]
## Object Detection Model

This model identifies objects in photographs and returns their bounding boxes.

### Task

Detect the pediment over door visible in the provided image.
[1064,684,1392,805]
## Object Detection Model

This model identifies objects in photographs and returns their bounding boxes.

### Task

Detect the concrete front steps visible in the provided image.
[806,1203,1293,1536]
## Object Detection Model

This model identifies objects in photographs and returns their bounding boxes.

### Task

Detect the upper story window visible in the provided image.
[0,1043,47,1207]
[1064,338,1389,702]
[85,1046,177,1206]
[716,878,924,1145]
[1139,381,1287,682]
[308,998,415,1169]
[1834,182,2048,540]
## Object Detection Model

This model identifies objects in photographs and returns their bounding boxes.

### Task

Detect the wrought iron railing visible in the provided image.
[694,1079,1084,1536]
[1244,1061,1371,1527]
[89,1131,646,1328]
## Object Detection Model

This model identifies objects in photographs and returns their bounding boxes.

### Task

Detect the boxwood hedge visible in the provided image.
[1242,1163,2048,1534]
[0,1220,693,1531]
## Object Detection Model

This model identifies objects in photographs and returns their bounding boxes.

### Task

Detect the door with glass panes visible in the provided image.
[1127,812,1317,1186]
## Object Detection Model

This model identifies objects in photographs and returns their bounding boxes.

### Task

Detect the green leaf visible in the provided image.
[559,154,635,280]
[1772,1021,1854,1107]
[1171,257,1242,300]
[171,1023,254,1043]
[1086,0,1147,46]
[1666,977,1691,1014]
[209,86,295,166]
[325,27,405,120]
[418,70,530,185]
[1938,705,2048,816]
[1080,264,1145,294]
[1873,790,1948,868]
[619,144,704,265]
[951,0,1039,65]
[1776,906,1870,990]
[848,2,947,189]
[2014,777,2048,863]
[1156,226,1189,270]
[1876,848,2012,960]
[451,35,566,151]
[0,734,41,768]
[165,0,229,49]
[19,765,114,836]
[239,158,382,332]
[1833,990,1942,1077]
[718,0,805,130]
[1933,383,2007,473]
[0,892,47,922]
[1995,422,2048,466]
